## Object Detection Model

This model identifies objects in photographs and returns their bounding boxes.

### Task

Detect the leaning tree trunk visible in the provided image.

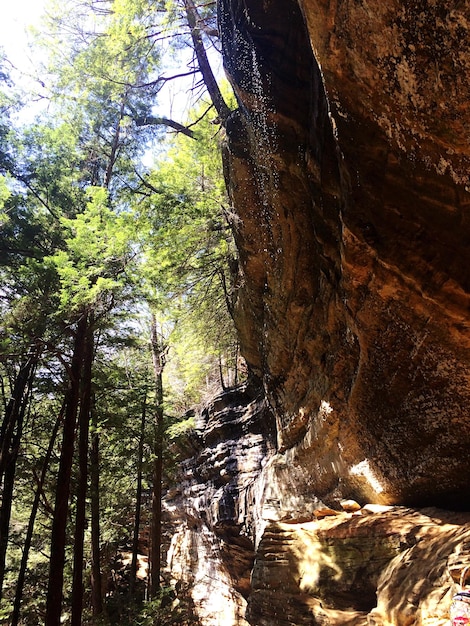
[0,455,17,602]
[0,357,36,600]
[0,356,36,487]
[183,0,231,124]
[10,405,63,626]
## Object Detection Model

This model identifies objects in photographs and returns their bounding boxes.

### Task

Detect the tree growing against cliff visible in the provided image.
[149,312,167,597]
[137,90,240,398]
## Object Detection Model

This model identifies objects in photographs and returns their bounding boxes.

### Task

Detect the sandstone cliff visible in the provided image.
[168,1,470,623]
[220,0,470,507]
[166,385,470,625]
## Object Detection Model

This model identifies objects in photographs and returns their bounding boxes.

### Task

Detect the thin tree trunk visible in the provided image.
[149,314,165,598]
[90,399,103,617]
[0,359,36,600]
[11,404,64,626]
[104,98,126,188]
[0,450,18,600]
[45,314,88,626]
[218,354,227,391]
[71,321,94,626]
[0,356,35,486]
[0,429,26,595]
[150,431,163,597]
[234,342,239,386]
[130,394,147,595]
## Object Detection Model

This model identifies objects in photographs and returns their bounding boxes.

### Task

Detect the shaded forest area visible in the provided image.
[0,0,239,623]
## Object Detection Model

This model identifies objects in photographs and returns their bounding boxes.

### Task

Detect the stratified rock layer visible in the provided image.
[165,383,277,625]
[246,507,470,626]
[166,389,470,625]
[219,0,470,508]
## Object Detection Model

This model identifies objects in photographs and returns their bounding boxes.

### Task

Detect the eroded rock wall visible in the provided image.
[166,2,470,623]
[246,507,470,626]
[219,0,470,507]
[165,383,276,624]
[166,387,470,625]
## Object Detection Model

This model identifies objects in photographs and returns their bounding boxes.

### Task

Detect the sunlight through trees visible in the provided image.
[0,1,240,623]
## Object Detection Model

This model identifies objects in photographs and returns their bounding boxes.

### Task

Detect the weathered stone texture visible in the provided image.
[168,2,470,624]
[166,388,470,625]
[246,507,470,626]
[165,383,277,624]
[219,0,470,508]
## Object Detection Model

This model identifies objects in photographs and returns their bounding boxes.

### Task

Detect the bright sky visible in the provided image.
[0,0,47,70]
[0,0,225,126]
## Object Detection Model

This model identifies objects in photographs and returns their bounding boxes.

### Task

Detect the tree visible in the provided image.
[182,0,231,123]
[0,355,37,599]
[45,314,88,626]
[71,317,94,626]
[89,398,104,618]
[137,91,240,403]
[0,123,67,606]
[129,393,147,596]
[149,313,167,598]
[10,404,63,626]
[44,186,137,624]
[0,0,241,621]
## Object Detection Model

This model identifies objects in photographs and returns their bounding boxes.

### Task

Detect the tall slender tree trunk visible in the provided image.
[0,455,16,600]
[149,314,165,598]
[0,356,35,486]
[45,314,88,626]
[11,405,64,626]
[150,425,163,598]
[130,394,147,595]
[218,355,227,391]
[90,399,103,617]
[0,358,36,600]
[71,320,94,626]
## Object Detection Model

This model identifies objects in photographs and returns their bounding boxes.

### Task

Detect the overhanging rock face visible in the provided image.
[219,0,470,508]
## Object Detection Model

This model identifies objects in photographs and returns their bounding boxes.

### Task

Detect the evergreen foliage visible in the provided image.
[0,0,238,623]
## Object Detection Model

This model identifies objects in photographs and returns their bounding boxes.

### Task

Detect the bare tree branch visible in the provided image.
[134,115,195,138]
[133,170,161,195]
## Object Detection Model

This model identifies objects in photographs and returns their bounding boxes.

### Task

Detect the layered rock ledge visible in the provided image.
[166,387,470,625]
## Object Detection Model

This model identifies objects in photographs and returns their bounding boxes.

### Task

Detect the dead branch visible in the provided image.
[134,115,195,138]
